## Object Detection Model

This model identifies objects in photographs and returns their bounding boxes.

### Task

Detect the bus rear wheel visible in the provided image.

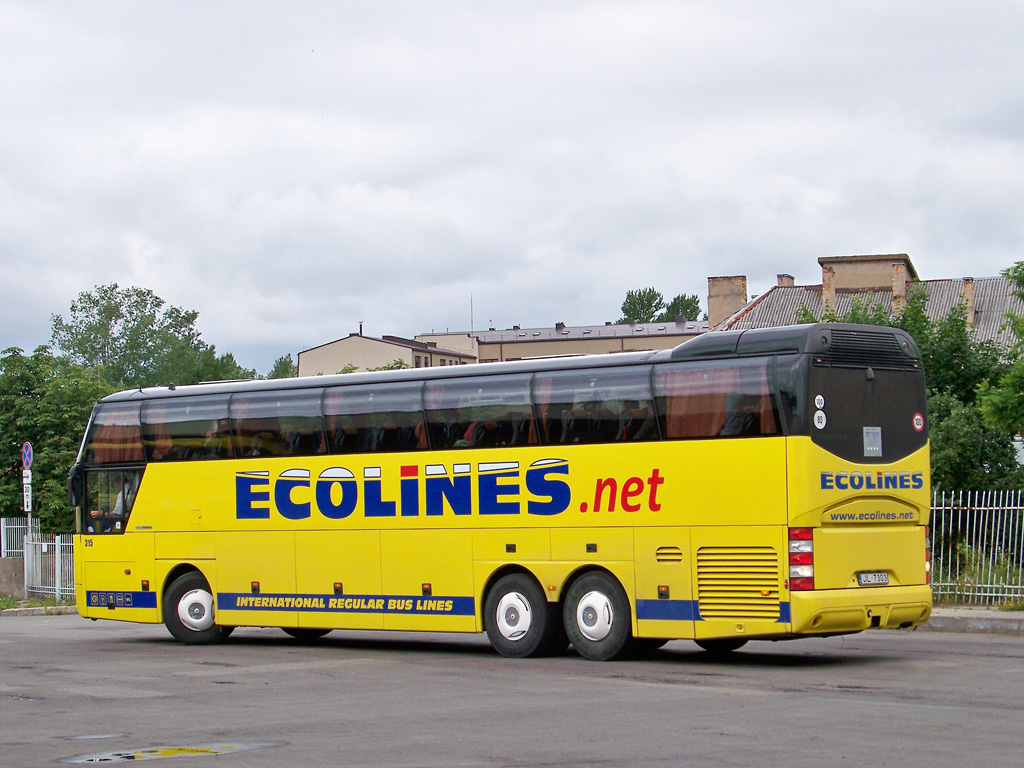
[563,571,631,661]
[695,638,748,654]
[164,572,231,645]
[485,574,562,658]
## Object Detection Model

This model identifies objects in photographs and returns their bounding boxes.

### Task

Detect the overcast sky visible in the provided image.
[3,1,1023,374]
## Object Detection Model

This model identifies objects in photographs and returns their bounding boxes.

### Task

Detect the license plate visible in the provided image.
[857,571,889,586]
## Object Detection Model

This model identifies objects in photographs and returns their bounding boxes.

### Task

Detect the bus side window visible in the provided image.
[324,382,425,455]
[425,375,534,450]
[654,360,778,439]
[82,403,144,465]
[142,396,233,461]
[537,366,655,445]
[230,389,326,458]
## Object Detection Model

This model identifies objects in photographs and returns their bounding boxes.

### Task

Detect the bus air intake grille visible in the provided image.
[696,546,781,619]
[816,329,918,371]
[656,546,684,563]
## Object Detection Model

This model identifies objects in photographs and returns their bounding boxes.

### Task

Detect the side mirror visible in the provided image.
[67,464,83,508]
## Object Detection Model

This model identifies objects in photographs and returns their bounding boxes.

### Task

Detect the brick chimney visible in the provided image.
[777,274,795,287]
[707,275,748,327]
[963,277,976,326]
[892,261,908,316]
[821,265,836,316]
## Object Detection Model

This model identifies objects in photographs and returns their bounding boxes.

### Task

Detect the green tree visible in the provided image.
[51,284,254,388]
[657,293,703,322]
[928,393,1023,491]
[616,288,665,324]
[369,359,410,371]
[0,347,110,531]
[980,261,1024,434]
[267,354,298,379]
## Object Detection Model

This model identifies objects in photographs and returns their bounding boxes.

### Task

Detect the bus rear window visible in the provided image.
[654,359,779,439]
[82,403,143,465]
[809,366,927,463]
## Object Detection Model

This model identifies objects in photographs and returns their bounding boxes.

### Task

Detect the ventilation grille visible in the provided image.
[655,546,684,563]
[816,329,919,370]
[696,546,780,619]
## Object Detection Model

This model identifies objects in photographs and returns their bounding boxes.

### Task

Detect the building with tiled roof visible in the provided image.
[709,254,1023,350]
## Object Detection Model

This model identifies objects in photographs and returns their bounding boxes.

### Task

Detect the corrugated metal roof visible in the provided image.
[718,277,1024,349]
[431,319,710,344]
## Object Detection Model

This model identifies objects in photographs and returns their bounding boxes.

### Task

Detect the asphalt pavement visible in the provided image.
[2,603,1022,634]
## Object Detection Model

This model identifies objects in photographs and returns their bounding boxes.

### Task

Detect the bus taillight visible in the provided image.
[789,527,814,591]
[925,526,932,585]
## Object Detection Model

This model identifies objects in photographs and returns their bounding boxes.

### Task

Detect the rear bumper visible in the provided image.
[790,585,932,635]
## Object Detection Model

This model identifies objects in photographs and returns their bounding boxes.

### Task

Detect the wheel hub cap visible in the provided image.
[495,592,532,641]
[178,588,215,632]
[576,590,613,642]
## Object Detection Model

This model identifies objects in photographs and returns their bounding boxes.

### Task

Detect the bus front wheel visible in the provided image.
[485,574,562,658]
[164,572,231,645]
[563,571,631,661]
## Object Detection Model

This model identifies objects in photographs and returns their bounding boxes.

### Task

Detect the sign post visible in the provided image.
[21,442,33,533]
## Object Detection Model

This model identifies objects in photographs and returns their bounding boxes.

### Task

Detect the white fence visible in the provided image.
[1,516,38,558]
[23,533,75,601]
[2,517,75,601]
[930,490,1024,605]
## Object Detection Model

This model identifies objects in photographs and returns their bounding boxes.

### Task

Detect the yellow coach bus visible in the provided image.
[68,323,932,660]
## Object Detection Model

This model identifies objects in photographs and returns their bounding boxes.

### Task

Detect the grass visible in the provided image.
[0,595,75,611]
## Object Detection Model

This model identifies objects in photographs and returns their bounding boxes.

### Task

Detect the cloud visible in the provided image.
[3,1,1024,373]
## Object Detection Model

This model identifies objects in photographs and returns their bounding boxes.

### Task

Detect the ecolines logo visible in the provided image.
[820,470,924,491]
[235,459,572,520]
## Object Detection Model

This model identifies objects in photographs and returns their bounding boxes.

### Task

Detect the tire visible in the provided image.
[628,637,669,657]
[485,574,562,658]
[283,628,332,641]
[694,637,748,655]
[563,571,631,661]
[163,571,231,645]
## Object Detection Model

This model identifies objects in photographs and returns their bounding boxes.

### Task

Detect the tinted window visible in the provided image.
[424,374,535,449]
[654,359,779,439]
[809,366,927,463]
[231,389,326,457]
[83,403,144,465]
[83,468,140,534]
[324,382,425,454]
[534,366,657,445]
[142,396,233,461]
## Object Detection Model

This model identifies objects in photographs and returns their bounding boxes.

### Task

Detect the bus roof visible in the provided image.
[95,322,921,405]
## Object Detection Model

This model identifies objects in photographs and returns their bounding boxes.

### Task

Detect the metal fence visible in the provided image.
[1,516,38,558]
[930,490,1024,605]
[23,533,75,601]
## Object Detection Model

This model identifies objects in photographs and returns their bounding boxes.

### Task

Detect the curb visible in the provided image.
[922,610,1024,636]
[0,606,79,618]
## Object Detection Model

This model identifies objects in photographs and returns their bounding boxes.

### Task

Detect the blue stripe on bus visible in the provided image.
[86,590,157,609]
[639,600,791,624]
[217,593,475,616]
[635,599,698,622]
